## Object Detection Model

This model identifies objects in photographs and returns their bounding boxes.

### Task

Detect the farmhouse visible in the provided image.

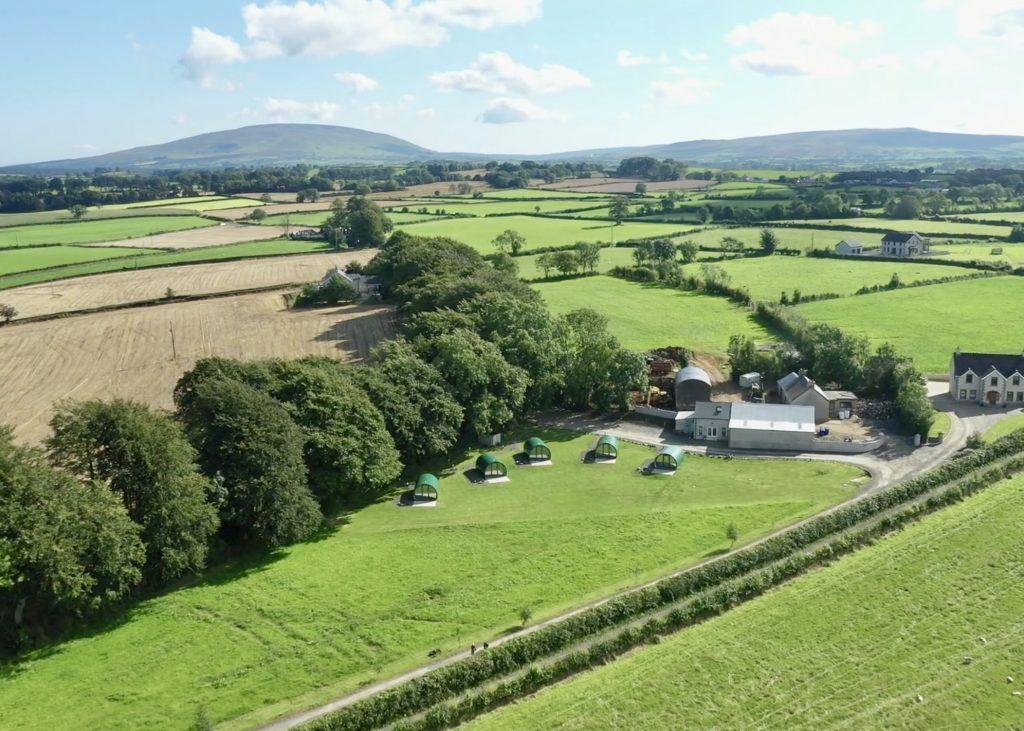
[881,231,930,257]
[777,371,830,423]
[690,401,731,441]
[321,266,382,295]
[674,365,712,409]
[949,350,1024,405]
[835,238,864,255]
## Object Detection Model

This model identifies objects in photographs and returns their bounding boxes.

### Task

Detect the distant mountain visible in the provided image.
[6,124,437,171]
[7,125,1024,172]
[538,128,1024,167]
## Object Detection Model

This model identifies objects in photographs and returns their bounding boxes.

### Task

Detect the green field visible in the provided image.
[116,195,229,209]
[668,226,875,251]
[796,276,1024,373]
[394,216,692,253]
[480,188,617,200]
[0,245,164,276]
[0,239,330,289]
[0,206,199,228]
[178,197,264,212]
[935,242,1024,265]
[944,210,1024,222]
[982,414,1024,443]
[0,431,861,731]
[798,217,1010,239]
[683,255,985,301]
[0,216,214,247]
[467,471,1024,731]
[390,200,610,216]
[534,276,776,353]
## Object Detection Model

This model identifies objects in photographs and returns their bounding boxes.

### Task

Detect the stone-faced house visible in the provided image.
[881,231,930,257]
[949,350,1024,405]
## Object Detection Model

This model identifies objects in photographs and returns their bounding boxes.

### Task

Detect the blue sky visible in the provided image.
[3,0,1024,165]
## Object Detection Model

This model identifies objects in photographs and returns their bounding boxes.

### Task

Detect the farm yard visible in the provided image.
[534,276,776,353]
[0,249,377,318]
[0,292,394,443]
[0,215,215,246]
[0,430,862,731]
[796,276,1024,374]
[466,472,1024,731]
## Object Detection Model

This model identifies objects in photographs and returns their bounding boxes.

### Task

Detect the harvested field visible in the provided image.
[538,178,714,193]
[213,201,335,221]
[80,223,288,249]
[1,249,377,318]
[0,293,395,443]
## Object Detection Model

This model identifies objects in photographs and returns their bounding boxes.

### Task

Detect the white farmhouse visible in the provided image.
[881,231,930,257]
[835,238,864,255]
[949,350,1024,405]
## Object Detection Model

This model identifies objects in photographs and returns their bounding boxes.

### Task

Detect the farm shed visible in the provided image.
[835,239,864,255]
[414,473,439,501]
[595,435,619,459]
[476,453,507,478]
[727,403,815,451]
[674,366,713,409]
[823,390,860,419]
[524,437,551,461]
[653,445,685,471]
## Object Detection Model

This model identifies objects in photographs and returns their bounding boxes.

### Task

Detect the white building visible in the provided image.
[881,231,930,257]
[835,239,864,255]
[949,350,1024,406]
[727,403,816,451]
[777,371,831,423]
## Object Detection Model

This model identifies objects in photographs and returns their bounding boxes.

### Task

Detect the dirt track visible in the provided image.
[81,223,289,249]
[0,292,394,443]
[1,250,377,319]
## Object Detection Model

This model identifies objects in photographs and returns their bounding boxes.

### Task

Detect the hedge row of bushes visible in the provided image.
[807,248,1019,274]
[301,431,1024,731]
[392,451,1024,731]
[853,270,998,295]
[770,221,996,241]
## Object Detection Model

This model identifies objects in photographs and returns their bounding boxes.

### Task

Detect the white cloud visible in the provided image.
[335,71,379,93]
[651,78,722,105]
[262,97,340,121]
[728,12,883,77]
[928,0,1024,38]
[479,97,555,124]
[73,143,100,152]
[416,107,436,120]
[862,53,905,72]
[617,49,667,67]
[680,48,709,62]
[430,51,589,94]
[172,112,188,126]
[181,0,543,87]
[181,26,246,89]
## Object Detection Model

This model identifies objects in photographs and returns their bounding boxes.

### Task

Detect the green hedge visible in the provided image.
[301,431,1024,731]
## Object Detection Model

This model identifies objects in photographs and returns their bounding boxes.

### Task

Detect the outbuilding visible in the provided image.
[652,445,685,472]
[476,453,507,478]
[523,437,551,461]
[690,401,731,441]
[674,366,713,409]
[414,473,439,501]
[594,434,619,460]
[727,403,815,451]
[777,371,830,423]
[835,239,864,255]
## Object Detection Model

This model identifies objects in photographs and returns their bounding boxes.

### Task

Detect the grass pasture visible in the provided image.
[935,242,1024,265]
[0,216,214,247]
[0,206,200,228]
[394,216,692,254]
[982,414,1024,443]
[800,217,1011,239]
[796,276,1024,373]
[684,255,986,301]
[467,472,1024,731]
[534,276,775,353]
[0,431,862,730]
[0,245,164,276]
[669,226,876,252]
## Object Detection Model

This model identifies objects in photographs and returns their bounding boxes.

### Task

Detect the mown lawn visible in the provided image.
[467,472,1024,731]
[394,216,693,254]
[0,240,330,289]
[533,276,776,353]
[796,276,1024,374]
[682,255,986,301]
[0,216,215,247]
[982,413,1024,442]
[0,245,164,276]
[0,431,862,731]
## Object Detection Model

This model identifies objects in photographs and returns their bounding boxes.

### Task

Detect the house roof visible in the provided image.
[675,365,712,387]
[728,403,816,434]
[952,351,1024,378]
[822,390,859,401]
[692,401,732,420]
[883,231,923,243]
[777,371,820,402]
[837,238,863,248]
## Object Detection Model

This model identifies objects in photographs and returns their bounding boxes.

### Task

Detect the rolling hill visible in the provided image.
[7,125,1024,172]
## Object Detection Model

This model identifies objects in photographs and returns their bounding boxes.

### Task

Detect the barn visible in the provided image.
[727,403,816,451]
[674,366,712,409]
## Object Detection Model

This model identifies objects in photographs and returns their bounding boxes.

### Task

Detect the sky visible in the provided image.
[3,0,1024,165]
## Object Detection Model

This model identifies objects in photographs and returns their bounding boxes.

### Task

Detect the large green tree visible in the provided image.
[321,196,392,249]
[561,309,648,410]
[177,377,321,548]
[0,428,144,651]
[47,400,219,584]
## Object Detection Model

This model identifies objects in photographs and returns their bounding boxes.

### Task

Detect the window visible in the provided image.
[970,390,977,400]
[1014,376,1021,386]
[698,425,704,437]
[959,389,967,400]
[965,374,974,384]
[709,427,718,438]
[991,376,999,386]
